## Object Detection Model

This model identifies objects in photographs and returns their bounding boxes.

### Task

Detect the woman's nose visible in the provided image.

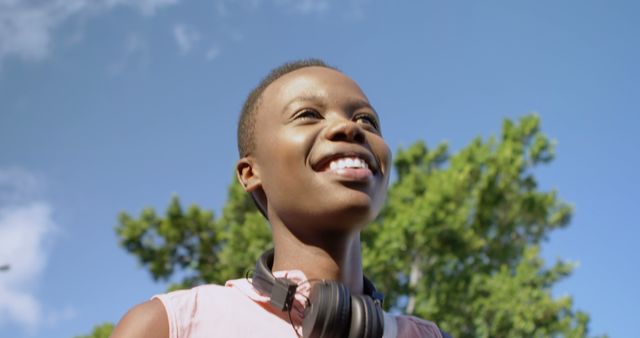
[324,118,365,144]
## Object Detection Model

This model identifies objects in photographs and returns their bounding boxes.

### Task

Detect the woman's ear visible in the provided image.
[236,157,261,192]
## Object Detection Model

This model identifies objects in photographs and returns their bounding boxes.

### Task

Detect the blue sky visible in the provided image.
[0,1,638,337]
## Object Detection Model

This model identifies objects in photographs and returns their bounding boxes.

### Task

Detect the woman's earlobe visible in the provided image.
[236,158,261,192]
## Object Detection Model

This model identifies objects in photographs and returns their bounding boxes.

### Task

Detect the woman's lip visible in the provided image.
[320,167,373,181]
[313,152,378,174]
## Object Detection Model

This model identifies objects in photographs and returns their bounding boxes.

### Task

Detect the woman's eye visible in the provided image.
[354,114,379,130]
[295,109,321,120]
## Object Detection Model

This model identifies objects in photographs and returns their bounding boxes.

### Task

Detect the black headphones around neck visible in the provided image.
[251,249,385,338]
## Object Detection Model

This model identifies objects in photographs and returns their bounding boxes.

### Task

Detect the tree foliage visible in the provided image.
[74,322,114,338]
[99,115,602,337]
[361,115,591,337]
[115,181,270,290]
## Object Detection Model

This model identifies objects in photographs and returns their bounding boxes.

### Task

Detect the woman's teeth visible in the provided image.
[328,157,369,171]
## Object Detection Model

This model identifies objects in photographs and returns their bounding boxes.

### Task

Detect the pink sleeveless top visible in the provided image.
[153,270,443,338]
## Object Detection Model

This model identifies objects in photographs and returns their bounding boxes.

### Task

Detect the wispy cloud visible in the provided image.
[345,0,369,20]
[104,0,178,16]
[276,0,329,14]
[0,0,179,66]
[45,305,77,327]
[0,0,83,63]
[173,24,201,55]
[218,0,331,15]
[0,167,57,333]
[108,32,149,75]
[1,0,371,67]
[205,45,221,61]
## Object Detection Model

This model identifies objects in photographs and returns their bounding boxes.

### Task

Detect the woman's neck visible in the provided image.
[270,220,364,295]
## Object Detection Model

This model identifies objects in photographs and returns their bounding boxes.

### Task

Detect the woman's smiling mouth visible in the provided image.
[328,157,369,171]
[314,153,376,181]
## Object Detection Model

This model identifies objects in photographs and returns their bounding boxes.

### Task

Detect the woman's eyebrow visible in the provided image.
[346,98,379,119]
[346,98,376,111]
[281,94,326,115]
[281,95,379,118]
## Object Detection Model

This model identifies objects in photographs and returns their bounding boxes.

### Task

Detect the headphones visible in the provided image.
[252,249,385,338]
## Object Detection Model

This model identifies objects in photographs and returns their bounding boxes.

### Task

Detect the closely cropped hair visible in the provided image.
[237,59,337,157]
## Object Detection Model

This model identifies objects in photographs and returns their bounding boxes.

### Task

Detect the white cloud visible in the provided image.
[104,0,178,16]
[173,24,200,55]
[214,0,230,16]
[108,32,149,75]
[0,167,58,332]
[0,0,179,65]
[218,0,330,15]
[291,0,329,14]
[345,0,368,20]
[0,167,41,206]
[0,0,371,67]
[205,45,221,61]
[0,0,85,63]
[45,305,77,326]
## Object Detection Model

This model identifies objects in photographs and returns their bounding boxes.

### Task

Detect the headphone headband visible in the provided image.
[252,249,384,311]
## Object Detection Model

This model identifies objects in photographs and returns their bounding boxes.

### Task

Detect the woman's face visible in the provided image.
[248,66,391,234]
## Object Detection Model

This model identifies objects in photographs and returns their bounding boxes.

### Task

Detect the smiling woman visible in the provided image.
[110,59,448,338]
[244,64,391,237]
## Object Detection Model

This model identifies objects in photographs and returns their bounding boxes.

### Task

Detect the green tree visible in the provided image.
[88,115,602,337]
[361,115,594,337]
[115,180,270,289]
[116,194,222,289]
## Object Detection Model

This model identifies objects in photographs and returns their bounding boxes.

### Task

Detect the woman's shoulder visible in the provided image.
[111,284,236,338]
[156,283,230,300]
[154,282,248,315]
[111,298,169,338]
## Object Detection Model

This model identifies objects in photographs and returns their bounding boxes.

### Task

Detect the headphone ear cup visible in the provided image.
[366,296,385,338]
[303,282,351,338]
[348,295,384,338]
[348,295,365,338]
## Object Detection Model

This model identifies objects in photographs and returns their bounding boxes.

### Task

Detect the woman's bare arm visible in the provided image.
[110,299,169,338]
